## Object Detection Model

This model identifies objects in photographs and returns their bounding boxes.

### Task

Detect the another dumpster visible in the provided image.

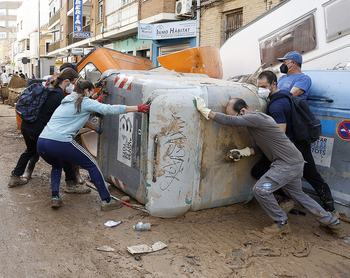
[98,70,265,218]
[303,70,350,216]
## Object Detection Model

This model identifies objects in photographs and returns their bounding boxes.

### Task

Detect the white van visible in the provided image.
[220,0,350,80]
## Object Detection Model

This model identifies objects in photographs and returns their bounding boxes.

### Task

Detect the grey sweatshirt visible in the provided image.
[213,110,303,165]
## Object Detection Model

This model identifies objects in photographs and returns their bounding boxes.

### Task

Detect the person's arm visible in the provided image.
[290,87,305,97]
[269,100,287,133]
[290,75,311,97]
[278,123,286,133]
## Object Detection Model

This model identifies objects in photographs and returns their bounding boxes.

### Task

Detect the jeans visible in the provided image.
[12,127,76,182]
[295,142,335,211]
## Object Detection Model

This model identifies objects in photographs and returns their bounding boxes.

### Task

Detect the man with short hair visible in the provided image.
[257,70,338,216]
[277,51,311,98]
[194,96,345,238]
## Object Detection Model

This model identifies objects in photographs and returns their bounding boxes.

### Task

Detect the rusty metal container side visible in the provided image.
[157,46,223,79]
[98,70,266,217]
[302,70,350,215]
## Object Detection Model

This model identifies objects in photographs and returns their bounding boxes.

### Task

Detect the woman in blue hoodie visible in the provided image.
[37,80,149,210]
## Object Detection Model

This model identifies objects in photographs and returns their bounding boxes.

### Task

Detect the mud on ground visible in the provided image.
[0,103,350,278]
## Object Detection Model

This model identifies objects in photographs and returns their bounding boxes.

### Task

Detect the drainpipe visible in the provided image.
[196,0,200,47]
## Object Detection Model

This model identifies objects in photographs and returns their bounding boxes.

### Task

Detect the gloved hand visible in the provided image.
[137,104,150,113]
[194,96,211,120]
[229,147,251,161]
[94,125,103,134]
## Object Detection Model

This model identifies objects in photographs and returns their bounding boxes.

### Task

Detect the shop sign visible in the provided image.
[73,0,90,38]
[138,20,197,40]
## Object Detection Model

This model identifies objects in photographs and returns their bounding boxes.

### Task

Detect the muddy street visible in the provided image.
[1,103,350,278]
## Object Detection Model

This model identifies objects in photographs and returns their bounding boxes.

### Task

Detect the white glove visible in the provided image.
[229,147,251,161]
[194,96,211,120]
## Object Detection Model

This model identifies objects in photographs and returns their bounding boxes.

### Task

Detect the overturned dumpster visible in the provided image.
[97,70,265,218]
[303,70,350,216]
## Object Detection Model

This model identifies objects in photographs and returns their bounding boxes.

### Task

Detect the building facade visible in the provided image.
[0,1,22,73]
[200,0,284,47]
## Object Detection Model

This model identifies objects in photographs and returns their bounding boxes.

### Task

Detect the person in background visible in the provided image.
[1,70,9,84]
[8,68,88,195]
[19,70,25,79]
[32,73,35,79]
[256,70,338,217]
[277,51,311,98]
[37,80,150,210]
[194,96,345,238]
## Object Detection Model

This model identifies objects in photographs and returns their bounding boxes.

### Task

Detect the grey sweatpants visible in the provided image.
[253,160,337,226]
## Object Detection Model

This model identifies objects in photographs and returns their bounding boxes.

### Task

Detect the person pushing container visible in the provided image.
[194,96,345,238]
[37,80,150,210]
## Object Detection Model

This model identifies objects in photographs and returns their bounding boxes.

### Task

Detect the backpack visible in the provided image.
[16,83,51,122]
[267,94,322,145]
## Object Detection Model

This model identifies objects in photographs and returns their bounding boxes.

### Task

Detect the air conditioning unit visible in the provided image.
[175,0,192,17]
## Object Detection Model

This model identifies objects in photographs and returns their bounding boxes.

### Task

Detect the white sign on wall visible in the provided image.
[311,136,334,168]
[117,113,134,167]
[138,20,197,40]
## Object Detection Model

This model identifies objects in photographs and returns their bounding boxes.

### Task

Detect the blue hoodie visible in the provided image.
[39,92,127,142]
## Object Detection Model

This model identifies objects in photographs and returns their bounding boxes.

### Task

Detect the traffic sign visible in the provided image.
[11,62,16,67]
[337,120,350,140]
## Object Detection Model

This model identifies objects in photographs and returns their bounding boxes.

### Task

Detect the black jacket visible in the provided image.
[21,86,66,135]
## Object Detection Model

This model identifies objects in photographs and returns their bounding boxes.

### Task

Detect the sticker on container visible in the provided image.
[117,113,134,167]
[311,136,334,168]
[337,120,350,140]
[114,74,134,90]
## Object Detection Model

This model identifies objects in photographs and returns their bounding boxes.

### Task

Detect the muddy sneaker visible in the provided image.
[319,220,346,239]
[8,175,28,188]
[101,199,123,211]
[64,180,91,194]
[330,210,340,219]
[279,198,295,213]
[262,220,291,236]
[51,197,63,208]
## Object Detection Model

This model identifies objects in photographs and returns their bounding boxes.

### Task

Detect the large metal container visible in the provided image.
[98,70,265,217]
[304,70,350,215]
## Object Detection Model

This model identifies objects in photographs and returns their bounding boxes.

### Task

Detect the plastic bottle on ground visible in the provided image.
[133,222,151,231]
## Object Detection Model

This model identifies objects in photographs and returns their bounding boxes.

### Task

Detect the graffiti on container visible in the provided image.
[160,115,187,190]
[117,114,133,167]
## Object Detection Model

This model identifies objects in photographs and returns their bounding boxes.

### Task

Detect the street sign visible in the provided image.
[337,120,350,140]
[72,48,84,55]
[55,60,63,66]
[11,62,15,67]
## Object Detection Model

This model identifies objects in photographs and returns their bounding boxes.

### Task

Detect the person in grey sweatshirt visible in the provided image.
[37,80,149,211]
[194,96,345,239]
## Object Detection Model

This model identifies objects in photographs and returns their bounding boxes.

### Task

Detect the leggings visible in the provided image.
[37,138,109,200]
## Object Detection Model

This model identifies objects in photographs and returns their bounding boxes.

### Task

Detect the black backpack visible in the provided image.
[268,94,322,145]
[16,83,51,122]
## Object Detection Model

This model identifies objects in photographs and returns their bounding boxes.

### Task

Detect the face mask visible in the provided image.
[258,87,271,99]
[280,62,292,74]
[65,82,75,94]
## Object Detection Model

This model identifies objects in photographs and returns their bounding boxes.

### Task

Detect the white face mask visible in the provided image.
[258,87,271,99]
[65,82,75,94]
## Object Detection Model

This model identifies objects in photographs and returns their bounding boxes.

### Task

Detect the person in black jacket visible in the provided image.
[8,68,90,194]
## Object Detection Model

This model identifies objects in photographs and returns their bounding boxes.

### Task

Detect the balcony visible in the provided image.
[48,41,60,53]
[67,24,90,45]
[49,11,60,27]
